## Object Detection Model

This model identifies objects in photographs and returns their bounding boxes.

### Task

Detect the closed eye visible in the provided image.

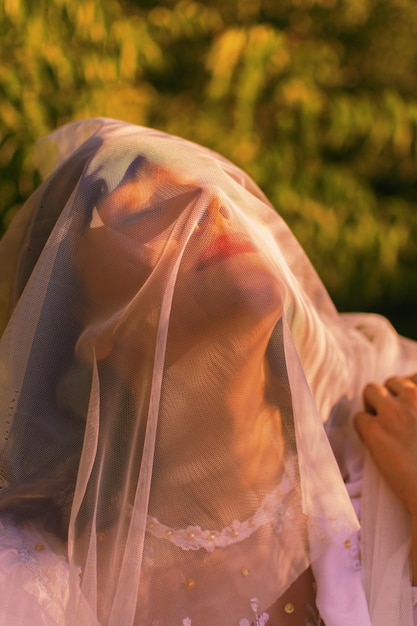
[121,205,161,226]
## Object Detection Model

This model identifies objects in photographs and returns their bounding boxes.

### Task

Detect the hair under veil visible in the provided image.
[0,118,416,626]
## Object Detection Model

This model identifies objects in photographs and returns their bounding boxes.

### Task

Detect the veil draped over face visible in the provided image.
[0,118,416,626]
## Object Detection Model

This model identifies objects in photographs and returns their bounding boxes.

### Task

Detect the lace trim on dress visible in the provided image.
[146,459,296,552]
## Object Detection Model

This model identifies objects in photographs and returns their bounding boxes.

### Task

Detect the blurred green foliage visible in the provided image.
[1,0,416,335]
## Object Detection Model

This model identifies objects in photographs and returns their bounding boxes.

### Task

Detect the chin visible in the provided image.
[214,257,283,319]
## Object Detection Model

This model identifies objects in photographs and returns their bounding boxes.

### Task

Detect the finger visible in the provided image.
[386,377,417,409]
[363,382,390,415]
[385,376,415,396]
[409,373,417,386]
[353,410,376,442]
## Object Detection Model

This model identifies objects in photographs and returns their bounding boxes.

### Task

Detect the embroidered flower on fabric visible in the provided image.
[343,532,361,571]
[239,614,269,626]
[272,505,294,533]
[239,613,269,626]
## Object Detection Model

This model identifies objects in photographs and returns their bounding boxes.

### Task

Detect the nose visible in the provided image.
[197,196,230,227]
[219,204,230,219]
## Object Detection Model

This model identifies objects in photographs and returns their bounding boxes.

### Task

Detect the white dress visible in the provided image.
[1,118,417,625]
[0,518,70,626]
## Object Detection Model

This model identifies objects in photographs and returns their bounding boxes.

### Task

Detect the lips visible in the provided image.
[196,233,256,270]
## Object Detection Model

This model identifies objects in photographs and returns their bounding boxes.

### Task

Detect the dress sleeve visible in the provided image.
[0,518,70,626]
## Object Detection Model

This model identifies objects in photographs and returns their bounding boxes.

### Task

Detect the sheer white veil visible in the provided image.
[0,118,415,625]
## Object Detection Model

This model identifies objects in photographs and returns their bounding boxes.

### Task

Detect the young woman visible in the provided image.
[0,118,415,625]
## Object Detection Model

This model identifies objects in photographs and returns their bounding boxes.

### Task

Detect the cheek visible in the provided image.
[76,228,152,320]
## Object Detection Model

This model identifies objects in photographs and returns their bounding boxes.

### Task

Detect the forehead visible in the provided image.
[84,130,219,194]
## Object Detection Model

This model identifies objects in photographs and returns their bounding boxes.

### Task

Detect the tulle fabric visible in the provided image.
[0,118,415,625]
[0,518,69,625]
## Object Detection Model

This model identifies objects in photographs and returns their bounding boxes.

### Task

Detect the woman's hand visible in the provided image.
[354,373,417,517]
[354,373,417,584]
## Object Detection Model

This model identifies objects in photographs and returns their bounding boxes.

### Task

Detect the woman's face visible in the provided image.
[76,158,282,358]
